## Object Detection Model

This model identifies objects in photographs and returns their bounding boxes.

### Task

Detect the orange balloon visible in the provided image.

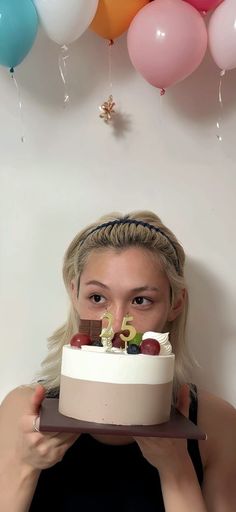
[90,0,149,40]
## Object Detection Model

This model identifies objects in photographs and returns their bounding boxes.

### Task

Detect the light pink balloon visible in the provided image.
[185,0,222,13]
[127,0,208,90]
[209,0,236,70]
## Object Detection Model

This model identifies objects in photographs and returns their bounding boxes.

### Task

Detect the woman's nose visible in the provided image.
[110,307,127,334]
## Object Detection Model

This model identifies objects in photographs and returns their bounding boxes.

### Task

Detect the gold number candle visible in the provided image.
[120,314,136,350]
[100,311,114,348]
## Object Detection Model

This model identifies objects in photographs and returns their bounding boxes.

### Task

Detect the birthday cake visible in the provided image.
[59,317,175,426]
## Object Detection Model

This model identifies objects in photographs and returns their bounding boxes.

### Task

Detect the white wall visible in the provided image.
[0,28,236,406]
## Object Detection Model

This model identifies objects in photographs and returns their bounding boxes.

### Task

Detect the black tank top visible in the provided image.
[29,386,203,512]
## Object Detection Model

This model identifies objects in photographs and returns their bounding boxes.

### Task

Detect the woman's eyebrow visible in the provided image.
[84,282,160,292]
[130,286,160,293]
[85,280,109,289]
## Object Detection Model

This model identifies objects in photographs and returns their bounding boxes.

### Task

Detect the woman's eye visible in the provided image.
[132,296,152,306]
[89,294,106,304]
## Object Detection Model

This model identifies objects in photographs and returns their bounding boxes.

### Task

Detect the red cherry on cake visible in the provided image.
[140,338,160,355]
[70,333,91,348]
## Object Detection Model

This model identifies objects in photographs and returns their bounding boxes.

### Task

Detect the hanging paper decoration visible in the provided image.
[99,95,116,122]
[0,0,38,70]
[90,0,149,121]
[127,0,207,94]
[98,40,117,123]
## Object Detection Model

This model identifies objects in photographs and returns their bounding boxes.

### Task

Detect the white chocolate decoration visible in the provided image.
[100,312,114,348]
[142,332,172,355]
[100,327,113,349]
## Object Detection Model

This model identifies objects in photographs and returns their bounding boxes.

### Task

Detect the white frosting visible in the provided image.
[81,345,107,353]
[142,332,172,355]
[61,344,175,385]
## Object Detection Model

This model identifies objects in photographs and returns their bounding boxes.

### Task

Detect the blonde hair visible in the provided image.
[36,211,194,399]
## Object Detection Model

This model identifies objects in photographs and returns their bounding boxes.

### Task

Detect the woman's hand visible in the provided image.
[134,385,209,511]
[17,385,79,470]
[134,384,191,476]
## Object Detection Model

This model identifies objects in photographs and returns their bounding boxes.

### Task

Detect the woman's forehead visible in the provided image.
[85,246,161,266]
[81,247,167,285]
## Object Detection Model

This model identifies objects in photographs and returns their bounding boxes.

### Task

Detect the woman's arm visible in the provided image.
[0,387,41,512]
[135,434,208,512]
[0,385,79,512]
[161,392,236,512]
[200,392,236,512]
[160,456,207,512]
[135,384,208,511]
[0,455,40,512]
[135,386,236,511]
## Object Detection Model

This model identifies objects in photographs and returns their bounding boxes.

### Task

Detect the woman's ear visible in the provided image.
[167,288,186,322]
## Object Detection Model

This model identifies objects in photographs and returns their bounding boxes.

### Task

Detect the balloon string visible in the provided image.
[159,89,164,131]
[58,45,70,106]
[10,68,25,143]
[108,39,114,91]
[216,69,225,142]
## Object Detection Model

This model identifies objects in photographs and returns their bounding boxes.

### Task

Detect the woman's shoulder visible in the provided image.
[198,388,236,426]
[197,388,236,467]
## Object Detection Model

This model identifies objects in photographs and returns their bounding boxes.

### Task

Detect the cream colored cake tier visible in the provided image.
[59,345,175,426]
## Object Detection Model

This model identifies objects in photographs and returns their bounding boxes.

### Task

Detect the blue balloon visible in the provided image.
[0,0,38,69]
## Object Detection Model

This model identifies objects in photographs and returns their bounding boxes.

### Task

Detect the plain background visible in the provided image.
[0,27,235,406]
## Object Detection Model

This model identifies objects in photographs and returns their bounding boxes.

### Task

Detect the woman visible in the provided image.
[0,211,236,512]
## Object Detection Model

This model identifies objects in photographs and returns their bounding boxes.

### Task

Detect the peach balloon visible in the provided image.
[127,0,208,90]
[90,0,149,40]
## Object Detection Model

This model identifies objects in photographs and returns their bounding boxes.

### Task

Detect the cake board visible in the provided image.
[39,398,206,440]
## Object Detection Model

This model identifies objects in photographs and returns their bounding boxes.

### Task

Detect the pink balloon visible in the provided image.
[127,0,208,90]
[185,0,222,13]
[208,0,236,70]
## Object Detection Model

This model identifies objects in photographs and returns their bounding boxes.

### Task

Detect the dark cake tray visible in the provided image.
[39,399,206,440]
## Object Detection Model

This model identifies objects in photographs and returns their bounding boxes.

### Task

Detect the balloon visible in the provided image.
[0,0,38,69]
[184,0,222,12]
[208,0,236,70]
[127,0,207,90]
[90,0,149,40]
[33,0,99,45]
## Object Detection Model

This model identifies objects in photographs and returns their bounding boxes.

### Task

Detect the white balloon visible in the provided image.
[34,0,99,45]
[208,0,236,70]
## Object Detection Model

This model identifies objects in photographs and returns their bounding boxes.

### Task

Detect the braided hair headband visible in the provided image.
[81,219,180,274]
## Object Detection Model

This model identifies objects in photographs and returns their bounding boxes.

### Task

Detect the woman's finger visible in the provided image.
[30,385,45,416]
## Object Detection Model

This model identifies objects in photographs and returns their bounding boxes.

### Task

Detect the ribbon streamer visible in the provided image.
[216,69,225,143]
[99,39,116,122]
[58,45,70,106]
[10,68,25,143]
